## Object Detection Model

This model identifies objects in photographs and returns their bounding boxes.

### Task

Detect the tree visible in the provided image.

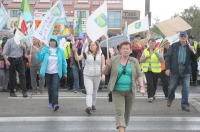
[173,5,200,41]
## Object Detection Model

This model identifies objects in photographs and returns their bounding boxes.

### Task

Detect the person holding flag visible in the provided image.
[2,29,28,97]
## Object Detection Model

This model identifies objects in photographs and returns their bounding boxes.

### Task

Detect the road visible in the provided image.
[0,85,199,132]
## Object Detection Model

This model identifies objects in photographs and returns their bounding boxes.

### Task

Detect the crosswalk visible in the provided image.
[0,116,199,131]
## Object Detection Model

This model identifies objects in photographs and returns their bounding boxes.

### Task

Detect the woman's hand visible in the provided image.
[105,59,110,67]
[72,45,77,52]
[139,86,145,96]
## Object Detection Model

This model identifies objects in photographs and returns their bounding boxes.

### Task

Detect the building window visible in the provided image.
[77,11,86,18]
[38,9,47,12]
[107,0,120,3]
[63,1,72,5]
[92,1,100,5]
[3,0,9,4]
[108,11,121,28]
[12,0,22,2]
[77,0,88,3]
[29,0,36,4]
[10,10,20,17]
[39,0,50,2]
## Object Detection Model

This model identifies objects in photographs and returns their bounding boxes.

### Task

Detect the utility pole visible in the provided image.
[145,0,151,26]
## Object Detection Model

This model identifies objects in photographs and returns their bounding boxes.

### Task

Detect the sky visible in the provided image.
[123,0,200,25]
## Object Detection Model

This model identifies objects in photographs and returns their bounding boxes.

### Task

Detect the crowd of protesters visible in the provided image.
[0,29,200,131]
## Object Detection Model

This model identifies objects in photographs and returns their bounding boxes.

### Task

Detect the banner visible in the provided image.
[0,3,9,30]
[86,1,107,42]
[156,17,192,37]
[33,0,66,44]
[128,15,149,35]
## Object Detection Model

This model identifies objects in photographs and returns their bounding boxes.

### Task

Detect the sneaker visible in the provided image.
[22,92,28,98]
[10,92,17,97]
[53,104,59,111]
[167,100,172,107]
[182,107,190,112]
[148,97,153,103]
[85,107,92,115]
[74,90,78,93]
[92,105,96,111]
[32,90,37,95]
[48,103,53,109]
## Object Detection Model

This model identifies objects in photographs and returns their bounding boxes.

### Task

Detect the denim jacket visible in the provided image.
[36,46,67,78]
[107,55,142,94]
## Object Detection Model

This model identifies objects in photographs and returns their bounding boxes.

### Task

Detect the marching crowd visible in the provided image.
[0,29,200,132]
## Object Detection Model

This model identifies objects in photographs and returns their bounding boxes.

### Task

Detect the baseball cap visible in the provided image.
[179,31,187,36]
[189,35,195,39]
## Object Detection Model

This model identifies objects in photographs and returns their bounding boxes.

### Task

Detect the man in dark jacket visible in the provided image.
[165,31,196,112]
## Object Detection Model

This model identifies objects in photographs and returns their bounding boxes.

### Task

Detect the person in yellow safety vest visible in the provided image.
[140,38,164,103]
[160,39,170,99]
[189,35,199,86]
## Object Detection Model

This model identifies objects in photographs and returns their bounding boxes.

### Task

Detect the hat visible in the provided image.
[161,39,169,45]
[179,31,187,36]
[189,35,195,39]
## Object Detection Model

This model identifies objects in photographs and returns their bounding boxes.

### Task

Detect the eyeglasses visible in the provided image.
[122,66,126,74]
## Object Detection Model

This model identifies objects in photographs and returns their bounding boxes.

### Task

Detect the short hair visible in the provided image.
[148,38,156,43]
[119,41,131,49]
[135,35,141,38]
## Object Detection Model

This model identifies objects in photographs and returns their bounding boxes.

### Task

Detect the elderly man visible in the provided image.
[165,31,196,112]
[2,29,28,97]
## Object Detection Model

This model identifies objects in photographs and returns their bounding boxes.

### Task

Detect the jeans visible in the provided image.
[45,73,60,106]
[72,64,80,91]
[168,74,190,108]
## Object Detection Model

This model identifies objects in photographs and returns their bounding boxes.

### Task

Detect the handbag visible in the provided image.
[108,60,128,102]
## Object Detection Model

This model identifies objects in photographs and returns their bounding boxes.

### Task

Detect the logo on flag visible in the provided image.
[94,13,107,28]
[51,5,62,17]
[135,22,141,29]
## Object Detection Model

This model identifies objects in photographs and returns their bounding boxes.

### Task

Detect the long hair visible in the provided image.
[87,41,100,56]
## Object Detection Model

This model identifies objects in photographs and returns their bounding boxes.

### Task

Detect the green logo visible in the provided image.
[135,21,141,29]
[94,13,107,28]
[51,4,62,17]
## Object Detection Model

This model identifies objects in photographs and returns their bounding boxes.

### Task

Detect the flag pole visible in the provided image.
[106,34,109,60]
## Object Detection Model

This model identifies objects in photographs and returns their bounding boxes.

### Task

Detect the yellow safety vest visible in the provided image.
[142,49,161,73]
[64,42,72,59]
[193,41,200,60]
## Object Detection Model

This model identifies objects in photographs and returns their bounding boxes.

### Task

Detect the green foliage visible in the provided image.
[174,5,200,41]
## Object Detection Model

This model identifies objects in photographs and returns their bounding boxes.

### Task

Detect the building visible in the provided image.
[1,0,140,35]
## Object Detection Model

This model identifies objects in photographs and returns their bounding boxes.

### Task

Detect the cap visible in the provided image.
[179,31,188,36]
[189,35,195,39]
[161,39,169,45]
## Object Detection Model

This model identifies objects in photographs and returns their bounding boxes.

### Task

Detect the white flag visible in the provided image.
[0,3,9,30]
[86,2,107,42]
[128,15,149,35]
[33,0,66,44]
[14,29,27,45]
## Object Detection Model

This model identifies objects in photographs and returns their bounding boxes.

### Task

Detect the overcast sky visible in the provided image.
[123,0,200,25]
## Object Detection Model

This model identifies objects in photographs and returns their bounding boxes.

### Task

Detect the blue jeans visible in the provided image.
[72,64,80,91]
[168,74,190,108]
[45,73,60,106]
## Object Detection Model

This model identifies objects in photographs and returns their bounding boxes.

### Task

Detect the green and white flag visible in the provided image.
[128,15,149,35]
[14,29,27,45]
[33,0,66,44]
[0,3,9,30]
[86,1,107,42]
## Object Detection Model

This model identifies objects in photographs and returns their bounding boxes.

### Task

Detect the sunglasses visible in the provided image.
[122,66,126,74]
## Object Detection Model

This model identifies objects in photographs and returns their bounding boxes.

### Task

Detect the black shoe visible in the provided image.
[167,100,172,107]
[53,104,59,111]
[182,107,190,112]
[10,93,17,97]
[193,82,197,86]
[82,89,86,94]
[85,107,92,115]
[23,92,28,98]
